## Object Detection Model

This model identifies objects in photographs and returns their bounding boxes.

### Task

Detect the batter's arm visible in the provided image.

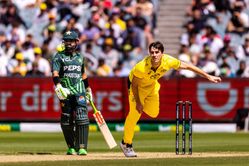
[131,75,143,113]
[52,71,60,85]
[82,68,88,80]
[179,61,221,83]
[82,67,93,101]
[52,71,59,76]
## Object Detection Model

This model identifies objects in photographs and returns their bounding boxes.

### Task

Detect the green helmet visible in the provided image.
[62,30,79,52]
[63,30,79,40]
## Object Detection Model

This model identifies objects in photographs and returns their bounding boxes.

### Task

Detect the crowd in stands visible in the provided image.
[1,0,248,78]
[0,0,158,77]
[176,0,249,78]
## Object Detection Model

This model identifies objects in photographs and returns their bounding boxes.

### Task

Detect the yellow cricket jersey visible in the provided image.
[129,54,181,89]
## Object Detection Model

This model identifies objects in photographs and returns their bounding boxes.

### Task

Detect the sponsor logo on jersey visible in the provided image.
[79,96,85,102]
[150,73,160,79]
[64,73,81,78]
[64,65,81,71]
[160,69,167,73]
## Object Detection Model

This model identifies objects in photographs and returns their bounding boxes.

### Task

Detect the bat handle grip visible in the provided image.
[89,101,98,114]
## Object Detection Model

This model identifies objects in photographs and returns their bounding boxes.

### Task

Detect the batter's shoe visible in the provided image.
[66,148,77,155]
[120,141,137,157]
[78,148,87,155]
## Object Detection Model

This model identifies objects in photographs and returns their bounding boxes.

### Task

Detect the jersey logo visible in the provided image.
[160,69,167,73]
[64,65,81,71]
[78,96,86,105]
[66,31,72,35]
[150,73,160,79]
[64,57,72,62]
[79,96,85,102]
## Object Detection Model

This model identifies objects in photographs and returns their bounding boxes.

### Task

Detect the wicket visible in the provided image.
[176,101,192,155]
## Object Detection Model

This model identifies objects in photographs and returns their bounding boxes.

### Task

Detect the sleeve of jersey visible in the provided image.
[51,53,61,72]
[167,55,181,70]
[133,64,144,78]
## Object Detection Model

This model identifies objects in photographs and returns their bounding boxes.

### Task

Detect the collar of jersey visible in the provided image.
[146,55,166,72]
[64,51,78,57]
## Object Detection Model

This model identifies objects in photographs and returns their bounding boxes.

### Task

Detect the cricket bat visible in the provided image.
[89,100,117,149]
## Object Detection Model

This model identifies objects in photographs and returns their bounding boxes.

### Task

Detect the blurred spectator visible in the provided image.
[200,25,224,58]
[202,60,220,76]
[1,40,15,60]
[178,44,196,78]
[42,25,61,52]
[83,42,98,75]
[236,35,249,62]
[112,61,130,77]
[99,43,120,70]
[188,7,207,33]
[121,42,142,65]
[184,30,202,58]
[110,10,127,32]
[96,58,112,76]
[219,62,236,77]
[219,45,238,74]
[80,20,101,43]
[198,47,219,74]
[217,34,231,60]
[133,6,148,30]
[26,62,45,77]
[8,52,28,77]
[181,0,249,78]
[0,31,7,44]
[134,0,154,25]
[56,1,74,22]
[199,0,216,19]
[133,6,154,48]
[61,16,83,35]
[121,18,142,51]
[236,60,247,77]
[213,0,230,13]
[33,47,51,76]
[1,3,27,28]
[6,22,26,47]
[226,0,249,36]
[242,65,249,77]
[28,2,50,45]
[19,41,33,71]
[0,0,158,77]
[0,52,8,76]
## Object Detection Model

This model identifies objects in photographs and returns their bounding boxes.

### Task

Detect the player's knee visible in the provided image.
[61,113,74,131]
[61,113,72,126]
[75,107,89,125]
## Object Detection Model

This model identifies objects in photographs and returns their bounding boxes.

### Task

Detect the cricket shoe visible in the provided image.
[66,148,77,155]
[78,148,87,155]
[120,142,137,157]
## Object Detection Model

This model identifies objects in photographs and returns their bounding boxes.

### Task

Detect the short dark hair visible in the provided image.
[149,41,164,53]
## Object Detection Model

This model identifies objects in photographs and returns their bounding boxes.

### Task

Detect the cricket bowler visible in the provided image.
[120,41,221,157]
[52,30,93,155]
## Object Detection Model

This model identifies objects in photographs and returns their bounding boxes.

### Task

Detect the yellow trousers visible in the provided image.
[123,83,160,144]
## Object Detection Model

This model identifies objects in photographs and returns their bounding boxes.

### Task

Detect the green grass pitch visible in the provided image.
[1,131,249,166]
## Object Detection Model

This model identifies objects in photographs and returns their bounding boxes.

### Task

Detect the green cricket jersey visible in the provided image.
[52,51,85,95]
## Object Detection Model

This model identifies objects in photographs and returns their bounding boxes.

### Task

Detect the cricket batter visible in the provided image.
[120,41,221,157]
[52,30,93,155]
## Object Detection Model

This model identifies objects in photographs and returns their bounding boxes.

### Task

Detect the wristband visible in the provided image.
[83,78,89,88]
[53,76,61,85]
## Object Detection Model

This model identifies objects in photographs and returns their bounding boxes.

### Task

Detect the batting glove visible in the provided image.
[86,88,93,102]
[55,84,70,100]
